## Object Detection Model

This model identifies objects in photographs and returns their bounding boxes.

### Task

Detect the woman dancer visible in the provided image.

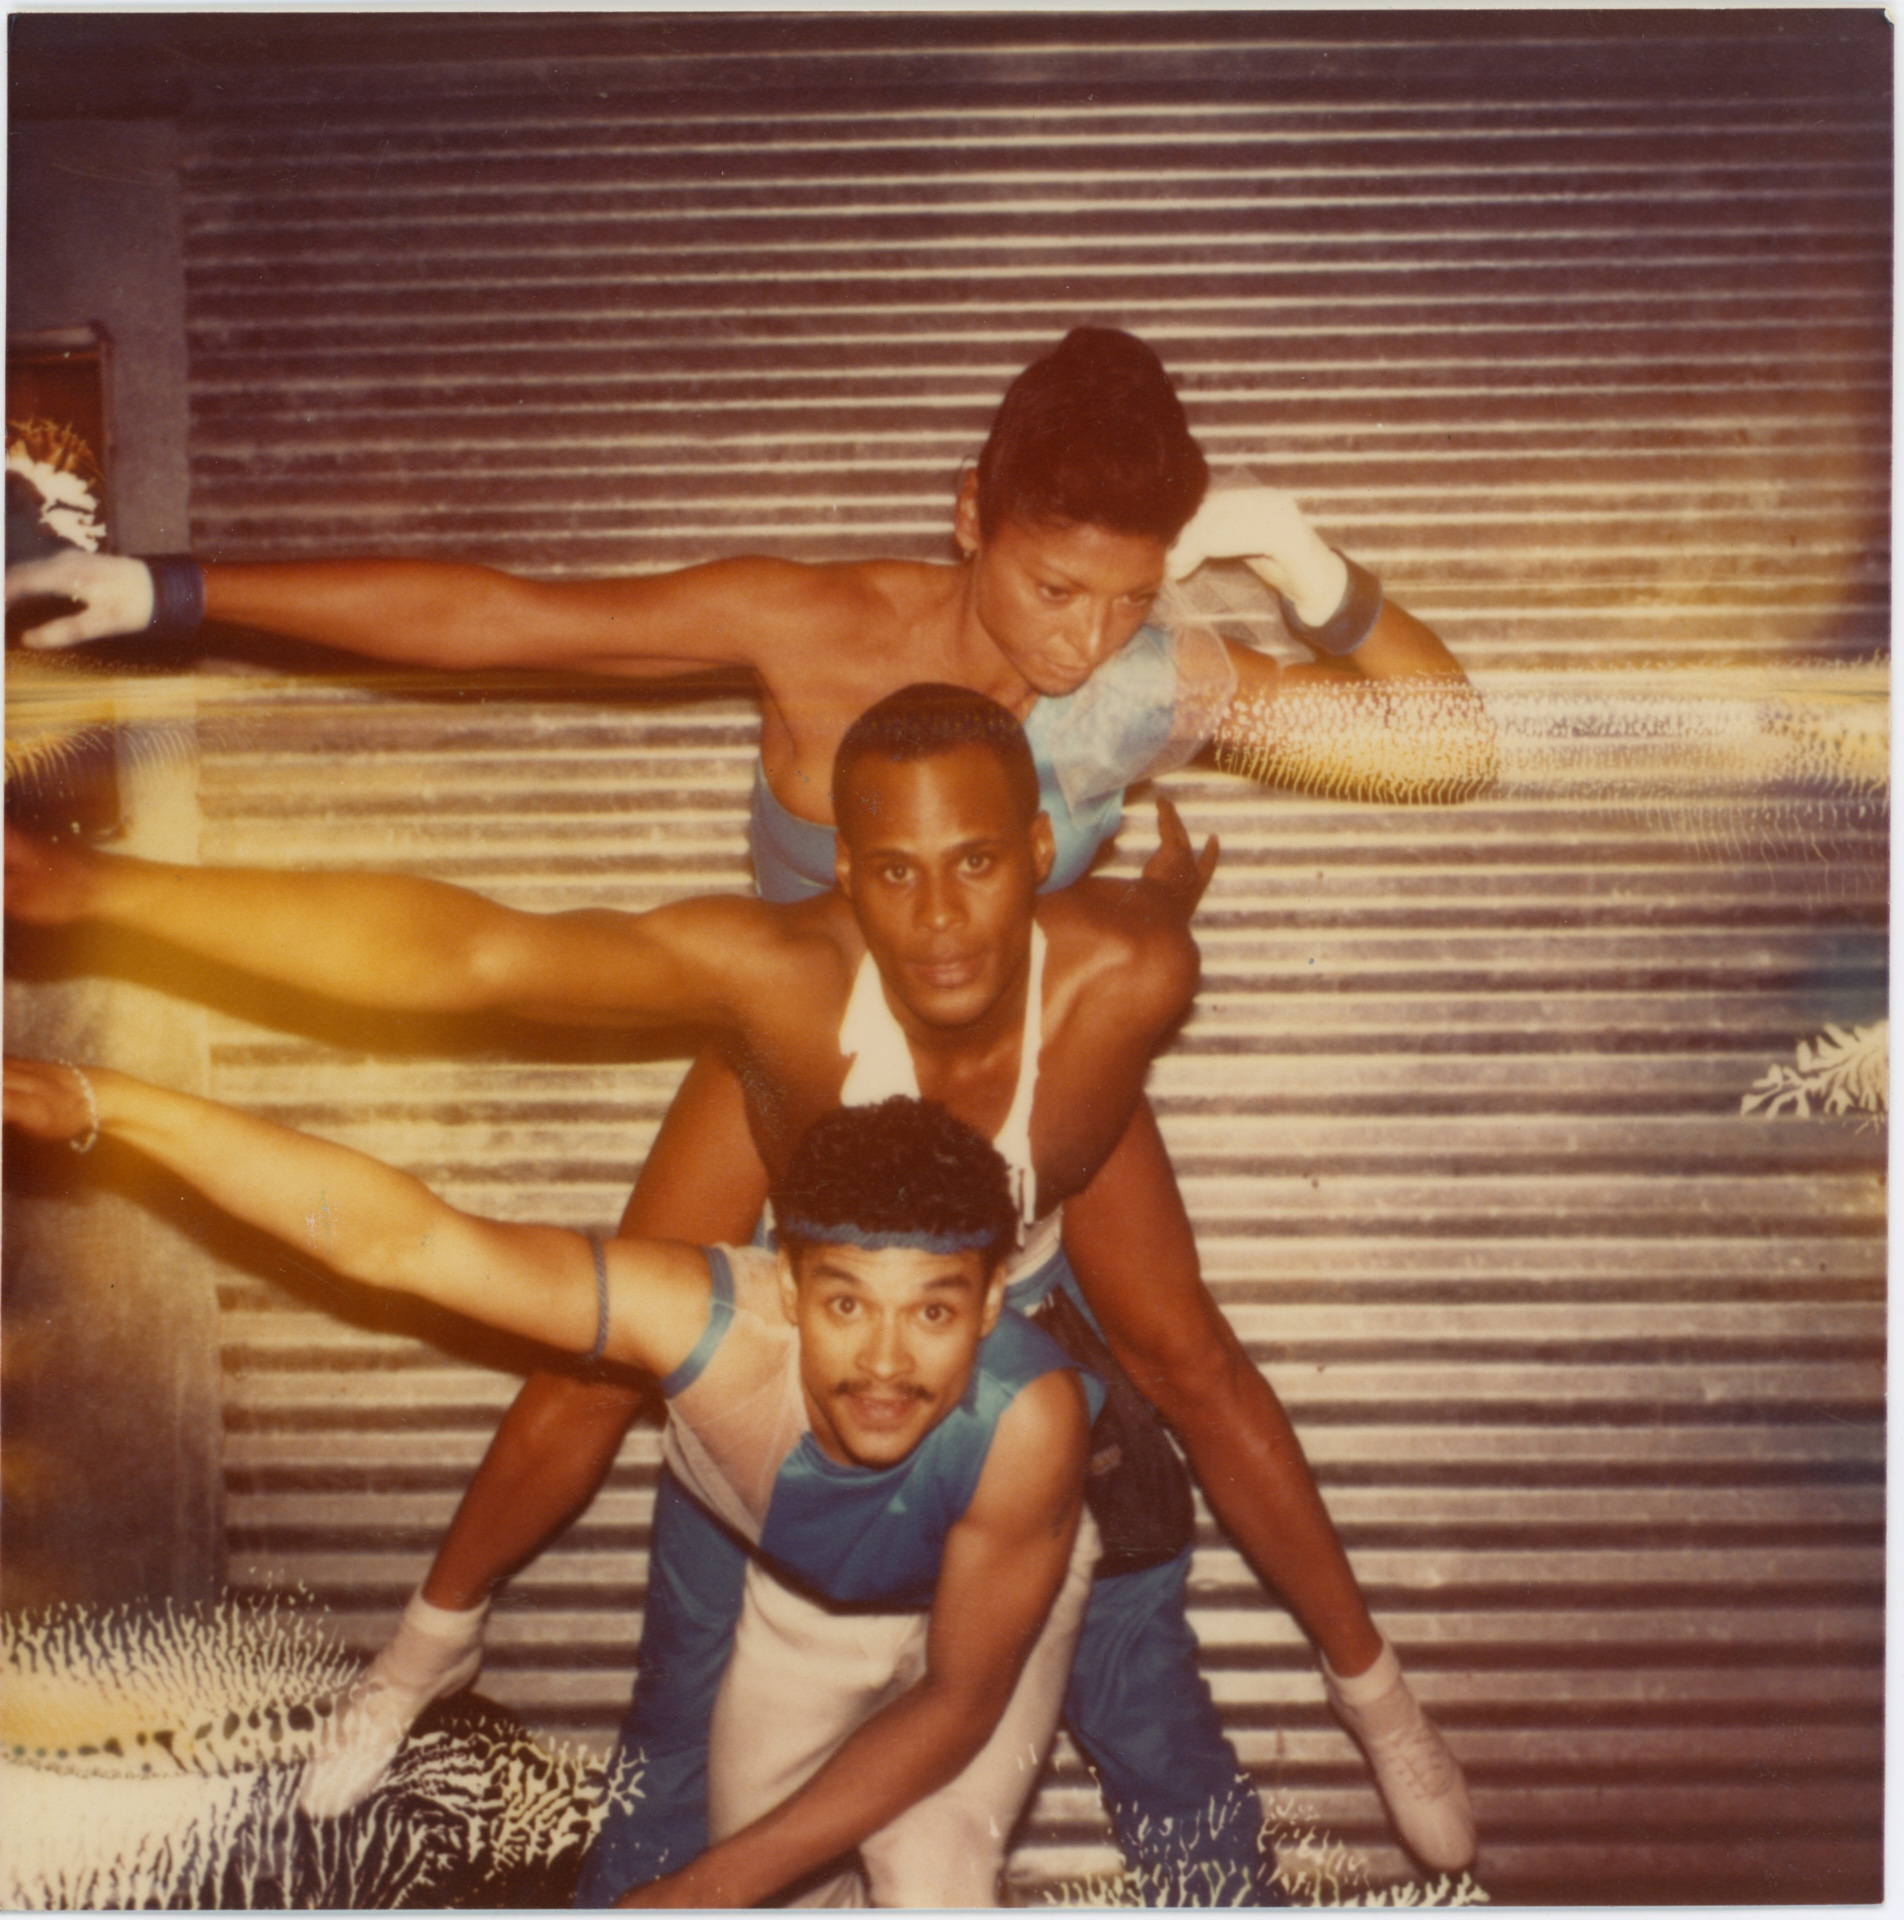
[9,327,1492,1888]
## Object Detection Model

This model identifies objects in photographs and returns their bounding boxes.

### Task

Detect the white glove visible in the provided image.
[1166,486,1350,628]
[5,552,155,650]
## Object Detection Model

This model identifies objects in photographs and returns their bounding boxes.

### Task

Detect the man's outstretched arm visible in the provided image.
[4,821,766,1029]
[617,1369,1092,1910]
[2,1057,712,1375]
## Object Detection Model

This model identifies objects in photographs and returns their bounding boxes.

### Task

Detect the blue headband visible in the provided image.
[777,1216,1000,1256]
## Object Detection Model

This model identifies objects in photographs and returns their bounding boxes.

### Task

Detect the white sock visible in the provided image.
[1323,1635,1403,1707]
[403,1589,489,1644]
[378,1589,488,1693]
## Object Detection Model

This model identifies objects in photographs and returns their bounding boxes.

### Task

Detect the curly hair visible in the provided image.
[831,681,1040,829]
[773,1096,1020,1272]
[973,326,1208,545]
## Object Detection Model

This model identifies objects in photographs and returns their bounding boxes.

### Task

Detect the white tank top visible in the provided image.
[838,921,1046,1235]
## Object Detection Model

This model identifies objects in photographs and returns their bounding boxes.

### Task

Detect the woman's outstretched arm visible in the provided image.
[1170,485,1500,803]
[5,548,841,678]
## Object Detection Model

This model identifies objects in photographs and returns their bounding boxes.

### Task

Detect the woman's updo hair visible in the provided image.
[972,326,1208,546]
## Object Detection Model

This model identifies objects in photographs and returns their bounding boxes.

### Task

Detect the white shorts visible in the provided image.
[707,1514,1099,1907]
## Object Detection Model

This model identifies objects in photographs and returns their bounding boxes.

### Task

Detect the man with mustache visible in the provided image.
[5,681,1474,1897]
[3,1057,1102,1908]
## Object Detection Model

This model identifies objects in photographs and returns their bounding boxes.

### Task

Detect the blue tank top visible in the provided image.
[750,616,1237,903]
[666,1246,1102,1609]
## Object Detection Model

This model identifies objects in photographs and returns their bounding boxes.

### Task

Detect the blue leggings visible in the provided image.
[573,1473,1277,1906]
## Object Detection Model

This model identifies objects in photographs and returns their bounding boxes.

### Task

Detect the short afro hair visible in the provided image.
[773,1096,1021,1273]
[831,682,1040,832]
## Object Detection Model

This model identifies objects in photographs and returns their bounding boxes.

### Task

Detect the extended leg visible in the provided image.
[1061,1101,1473,1873]
[1064,1101,1378,1674]
[420,1053,767,1607]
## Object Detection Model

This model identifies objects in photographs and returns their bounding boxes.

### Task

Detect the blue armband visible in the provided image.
[1281,552,1383,656]
[142,555,206,639]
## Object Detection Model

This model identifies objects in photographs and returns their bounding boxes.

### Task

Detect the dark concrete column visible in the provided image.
[5,119,221,1607]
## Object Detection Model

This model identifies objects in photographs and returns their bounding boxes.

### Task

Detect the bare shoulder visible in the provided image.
[638,888,854,1001]
[695,556,864,636]
[738,557,951,706]
[1035,886,1200,1026]
[812,558,960,661]
[970,1364,1091,1520]
[849,555,952,611]
[739,888,863,994]
[1003,1363,1092,1454]
[727,556,928,626]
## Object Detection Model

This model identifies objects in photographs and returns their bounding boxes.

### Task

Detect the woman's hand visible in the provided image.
[1167,485,1349,626]
[3,1057,98,1145]
[6,553,155,649]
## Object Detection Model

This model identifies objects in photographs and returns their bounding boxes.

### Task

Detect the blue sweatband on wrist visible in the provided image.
[1280,552,1383,656]
[142,554,205,639]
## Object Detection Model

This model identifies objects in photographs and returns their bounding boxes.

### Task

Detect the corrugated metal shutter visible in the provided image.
[160,13,1885,1904]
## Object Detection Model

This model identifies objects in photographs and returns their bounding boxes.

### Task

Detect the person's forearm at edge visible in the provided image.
[1178,482,1499,804]
[1215,607,1501,807]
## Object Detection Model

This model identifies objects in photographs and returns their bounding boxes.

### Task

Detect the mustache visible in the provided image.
[832,1381,932,1404]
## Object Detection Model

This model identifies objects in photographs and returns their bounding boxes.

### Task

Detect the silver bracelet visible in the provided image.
[56,1060,99,1153]
[582,1235,610,1364]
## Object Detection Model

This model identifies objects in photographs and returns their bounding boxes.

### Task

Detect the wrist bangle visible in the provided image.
[141,555,206,640]
[583,1235,611,1364]
[1280,552,1383,656]
[57,1060,100,1154]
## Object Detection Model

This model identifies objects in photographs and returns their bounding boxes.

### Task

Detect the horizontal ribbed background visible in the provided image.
[62,10,1889,1905]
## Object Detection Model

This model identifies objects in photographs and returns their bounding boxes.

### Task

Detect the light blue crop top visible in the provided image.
[749,623,1232,904]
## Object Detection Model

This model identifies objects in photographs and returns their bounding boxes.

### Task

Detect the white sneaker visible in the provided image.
[300,1594,485,1819]
[1323,1641,1475,1873]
